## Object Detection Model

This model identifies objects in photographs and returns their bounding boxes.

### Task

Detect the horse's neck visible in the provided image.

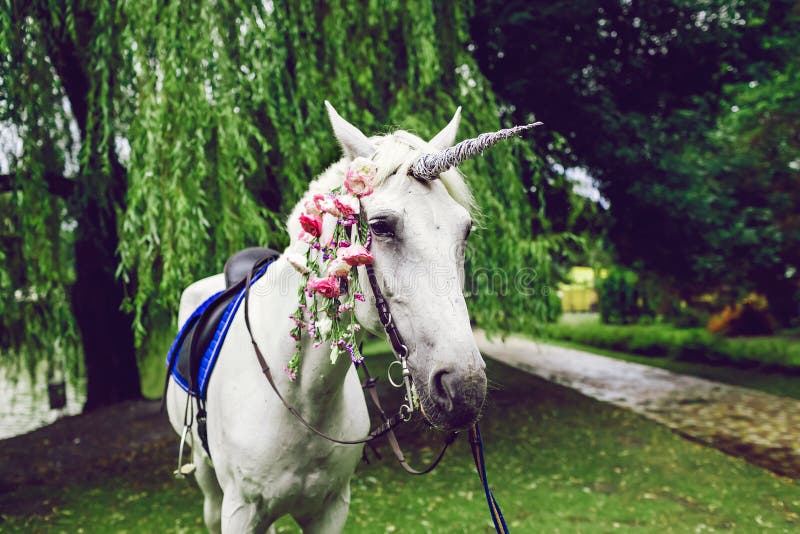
[252,258,357,409]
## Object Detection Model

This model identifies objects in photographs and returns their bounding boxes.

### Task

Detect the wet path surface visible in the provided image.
[475,331,800,478]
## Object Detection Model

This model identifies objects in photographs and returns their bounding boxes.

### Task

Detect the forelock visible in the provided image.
[371,131,476,214]
[287,130,477,247]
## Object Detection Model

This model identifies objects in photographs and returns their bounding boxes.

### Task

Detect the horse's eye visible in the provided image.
[369,219,395,238]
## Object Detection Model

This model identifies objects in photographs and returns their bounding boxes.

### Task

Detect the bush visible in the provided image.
[544,321,800,370]
[596,267,653,325]
[707,294,776,337]
[668,305,710,328]
[545,290,563,324]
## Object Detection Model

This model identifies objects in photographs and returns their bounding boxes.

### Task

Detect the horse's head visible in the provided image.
[316,103,535,431]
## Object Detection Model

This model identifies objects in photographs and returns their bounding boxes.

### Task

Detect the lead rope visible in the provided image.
[469,424,509,533]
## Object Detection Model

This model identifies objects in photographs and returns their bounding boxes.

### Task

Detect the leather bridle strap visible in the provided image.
[244,265,403,445]
[243,249,455,472]
[364,262,407,358]
[359,359,458,475]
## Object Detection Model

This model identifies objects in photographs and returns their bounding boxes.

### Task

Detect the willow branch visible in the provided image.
[0,172,76,199]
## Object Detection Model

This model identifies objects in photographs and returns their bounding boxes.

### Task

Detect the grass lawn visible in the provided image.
[2,354,797,532]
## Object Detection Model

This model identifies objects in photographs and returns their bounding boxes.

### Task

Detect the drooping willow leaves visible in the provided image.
[1,0,560,382]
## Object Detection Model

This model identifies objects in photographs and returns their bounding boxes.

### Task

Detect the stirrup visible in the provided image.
[174,424,196,479]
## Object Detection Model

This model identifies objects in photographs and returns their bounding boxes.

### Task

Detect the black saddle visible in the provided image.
[224,247,279,289]
[165,247,281,403]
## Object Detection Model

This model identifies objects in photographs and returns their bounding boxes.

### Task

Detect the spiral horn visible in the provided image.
[409,122,543,181]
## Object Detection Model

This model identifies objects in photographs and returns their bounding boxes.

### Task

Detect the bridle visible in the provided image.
[242,241,457,474]
[241,232,509,532]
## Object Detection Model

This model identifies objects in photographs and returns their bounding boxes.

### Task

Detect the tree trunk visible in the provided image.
[71,196,142,412]
[32,5,142,410]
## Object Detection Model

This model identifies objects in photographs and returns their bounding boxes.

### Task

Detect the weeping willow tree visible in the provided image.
[1,0,559,411]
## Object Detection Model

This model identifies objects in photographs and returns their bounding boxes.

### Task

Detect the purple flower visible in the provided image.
[344,343,362,364]
[284,365,297,381]
[354,292,366,302]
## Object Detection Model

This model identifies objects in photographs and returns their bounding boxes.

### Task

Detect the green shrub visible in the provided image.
[544,321,800,371]
[596,267,654,325]
[668,305,710,329]
[545,289,563,323]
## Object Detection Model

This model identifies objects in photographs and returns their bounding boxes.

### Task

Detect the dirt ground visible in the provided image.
[0,400,175,516]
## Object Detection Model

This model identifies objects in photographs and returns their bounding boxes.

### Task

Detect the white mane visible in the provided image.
[286,130,475,247]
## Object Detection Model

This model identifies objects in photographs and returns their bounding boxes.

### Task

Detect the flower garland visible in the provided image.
[284,157,378,380]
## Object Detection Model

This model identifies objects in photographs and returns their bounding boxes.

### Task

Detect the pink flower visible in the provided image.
[333,194,360,216]
[327,257,352,278]
[284,365,297,381]
[338,244,374,266]
[297,230,315,243]
[311,193,327,213]
[299,212,323,237]
[344,157,377,197]
[307,275,342,298]
[304,197,321,216]
[319,196,341,217]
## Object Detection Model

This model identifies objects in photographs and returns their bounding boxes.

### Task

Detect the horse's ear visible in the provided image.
[325,101,375,159]
[428,107,462,150]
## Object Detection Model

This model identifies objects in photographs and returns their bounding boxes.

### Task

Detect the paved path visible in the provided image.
[474,331,800,479]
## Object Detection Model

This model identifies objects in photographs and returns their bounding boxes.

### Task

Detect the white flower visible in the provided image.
[285,252,309,274]
[316,314,333,338]
[327,257,352,278]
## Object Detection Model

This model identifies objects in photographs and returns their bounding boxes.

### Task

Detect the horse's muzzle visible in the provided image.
[424,365,487,431]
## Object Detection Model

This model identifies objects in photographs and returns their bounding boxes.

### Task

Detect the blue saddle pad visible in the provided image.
[165,261,272,398]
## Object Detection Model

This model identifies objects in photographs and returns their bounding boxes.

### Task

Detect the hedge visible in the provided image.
[544,323,800,371]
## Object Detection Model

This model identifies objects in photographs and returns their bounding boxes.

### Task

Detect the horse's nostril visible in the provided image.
[431,369,454,413]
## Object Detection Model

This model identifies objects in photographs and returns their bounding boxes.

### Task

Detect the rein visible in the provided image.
[241,250,508,532]
[242,257,456,472]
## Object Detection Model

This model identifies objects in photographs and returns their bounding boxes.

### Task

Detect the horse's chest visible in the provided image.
[239,437,359,508]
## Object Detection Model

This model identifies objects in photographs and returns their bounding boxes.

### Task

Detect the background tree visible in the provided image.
[1,0,560,410]
[471,0,800,324]
[2,3,141,409]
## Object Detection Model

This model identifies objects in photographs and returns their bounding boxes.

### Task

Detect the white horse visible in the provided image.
[166,102,535,533]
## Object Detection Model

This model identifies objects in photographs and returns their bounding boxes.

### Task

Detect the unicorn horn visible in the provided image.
[409,122,543,181]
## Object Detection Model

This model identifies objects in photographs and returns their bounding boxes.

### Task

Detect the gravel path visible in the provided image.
[475,331,800,479]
